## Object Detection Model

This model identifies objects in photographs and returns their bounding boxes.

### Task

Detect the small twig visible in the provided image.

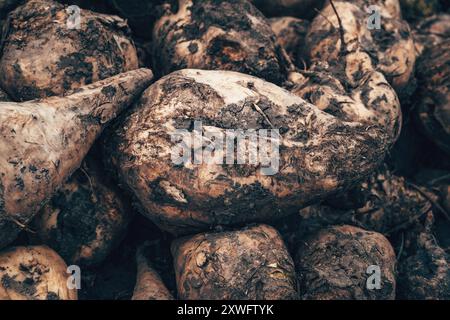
[80,165,98,203]
[408,182,450,223]
[428,173,450,186]
[300,58,308,72]
[10,217,36,234]
[385,205,431,235]
[314,8,336,30]
[252,101,275,130]
[279,45,296,72]
[80,166,94,190]
[329,0,347,53]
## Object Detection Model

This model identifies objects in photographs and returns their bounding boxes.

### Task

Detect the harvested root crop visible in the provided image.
[32,155,132,266]
[251,0,325,19]
[413,39,450,155]
[290,50,401,141]
[298,168,432,235]
[397,213,450,299]
[0,245,77,300]
[295,225,397,300]
[132,243,174,300]
[413,14,450,55]
[0,0,139,101]
[152,0,290,84]
[0,68,153,249]
[306,0,415,94]
[270,17,310,69]
[172,224,298,300]
[0,0,446,302]
[105,69,396,235]
[290,4,403,144]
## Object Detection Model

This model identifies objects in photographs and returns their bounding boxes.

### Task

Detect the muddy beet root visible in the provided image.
[104,69,394,235]
[172,224,298,300]
[0,245,77,300]
[413,14,450,55]
[152,0,290,84]
[298,168,432,235]
[0,0,139,101]
[413,39,450,155]
[295,225,397,300]
[397,213,450,299]
[32,154,132,266]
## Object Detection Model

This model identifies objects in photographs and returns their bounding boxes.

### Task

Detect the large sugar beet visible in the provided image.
[0,68,153,249]
[105,69,398,235]
[152,0,290,84]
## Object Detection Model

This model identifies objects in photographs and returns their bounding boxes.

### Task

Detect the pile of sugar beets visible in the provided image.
[0,0,449,300]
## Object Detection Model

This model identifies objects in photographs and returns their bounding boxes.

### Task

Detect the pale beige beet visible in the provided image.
[0,245,77,300]
[132,243,174,300]
[104,69,398,235]
[0,68,153,249]
[306,1,415,94]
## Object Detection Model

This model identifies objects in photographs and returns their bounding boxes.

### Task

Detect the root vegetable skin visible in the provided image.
[413,14,450,55]
[132,244,174,300]
[33,158,132,266]
[105,68,393,235]
[298,169,432,234]
[0,68,153,249]
[398,214,450,299]
[172,224,298,300]
[0,0,139,101]
[0,245,77,300]
[291,50,401,141]
[307,1,415,93]
[290,2,403,144]
[295,225,397,300]
[414,39,450,155]
[152,0,289,84]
